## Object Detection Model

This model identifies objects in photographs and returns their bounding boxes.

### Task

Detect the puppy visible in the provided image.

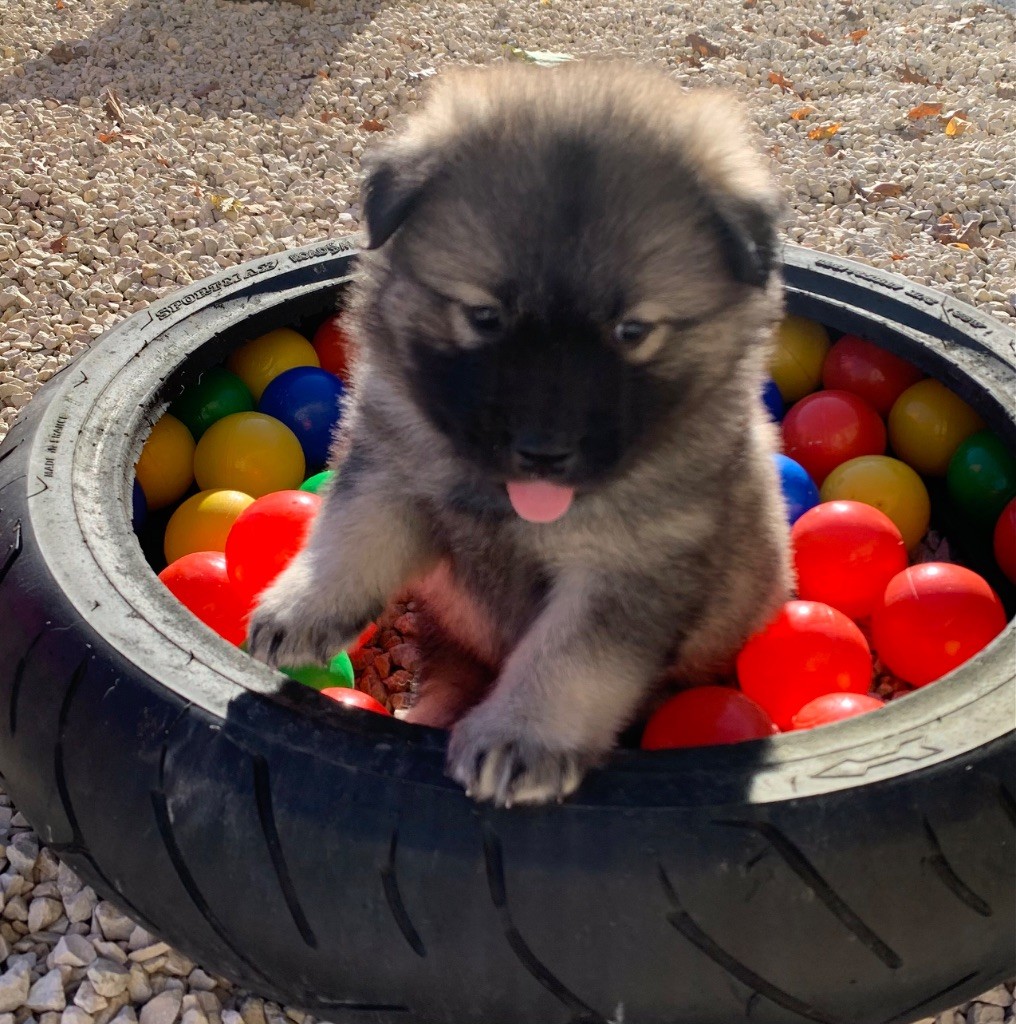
[246,61,792,807]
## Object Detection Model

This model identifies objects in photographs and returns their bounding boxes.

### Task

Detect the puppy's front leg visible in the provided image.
[246,449,437,669]
[447,570,678,807]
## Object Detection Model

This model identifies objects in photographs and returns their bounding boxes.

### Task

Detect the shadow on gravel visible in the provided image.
[0,0,391,121]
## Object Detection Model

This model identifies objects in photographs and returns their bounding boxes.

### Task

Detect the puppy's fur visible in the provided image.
[247,62,792,806]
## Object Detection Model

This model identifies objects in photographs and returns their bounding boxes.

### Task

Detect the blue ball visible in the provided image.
[258,367,346,470]
[774,453,819,525]
[762,378,784,422]
[132,478,147,533]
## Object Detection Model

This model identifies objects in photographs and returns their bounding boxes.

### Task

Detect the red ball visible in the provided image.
[321,687,391,715]
[225,490,321,602]
[158,551,252,646]
[736,601,873,731]
[791,500,908,621]
[994,497,1016,584]
[791,692,886,730]
[312,316,352,381]
[871,563,1007,687]
[640,687,777,750]
[782,390,887,486]
[349,621,379,654]
[822,335,924,417]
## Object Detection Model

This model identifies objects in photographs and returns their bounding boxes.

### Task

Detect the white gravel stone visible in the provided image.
[0,964,31,1013]
[51,936,95,969]
[138,990,182,1024]
[85,961,129,999]
[72,982,107,1015]
[27,901,63,935]
[60,1008,93,1024]
[26,971,66,1013]
[62,891,96,927]
[92,907,132,944]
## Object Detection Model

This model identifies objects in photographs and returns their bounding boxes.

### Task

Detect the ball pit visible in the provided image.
[258,366,345,471]
[226,328,320,401]
[888,378,985,476]
[163,488,255,565]
[770,314,829,403]
[135,413,195,511]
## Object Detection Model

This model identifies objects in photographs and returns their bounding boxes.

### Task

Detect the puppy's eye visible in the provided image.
[613,320,652,346]
[465,306,502,332]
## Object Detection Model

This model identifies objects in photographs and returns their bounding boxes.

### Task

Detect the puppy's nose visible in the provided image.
[511,435,576,478]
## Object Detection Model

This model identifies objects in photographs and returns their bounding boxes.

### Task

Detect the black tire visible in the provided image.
[0,239,1013,1024]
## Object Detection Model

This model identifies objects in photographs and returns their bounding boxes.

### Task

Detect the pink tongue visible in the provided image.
[506,481,575,523]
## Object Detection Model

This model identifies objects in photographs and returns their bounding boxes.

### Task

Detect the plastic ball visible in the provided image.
[770,316,830,403]
[821,335,923,417]
[736,601,872,731]
[995,498,1016,584]
[284,651,355,691]
[349,621,379,653]
[791,693,885,730]
[135,414,196,511]
[782,390,887,486]
[158,551,251,646]
[871,563,1007,687]
[225,489,321,602]
[762,378,784,422]
[226,328,320,401]
[168,368,254,440]
[193,412,305,498]
[946,430,1016,527]
[820,455,931,551]
[258,366,345,470]
[321,687,391,715]
[791,501,908,621]
[774,454,820,525]
[300,470,336,495]
[132,479,147,532]
[313,316,352,380]
[640,687,777,749]
[888,379,985,477]
[164,489,255,565]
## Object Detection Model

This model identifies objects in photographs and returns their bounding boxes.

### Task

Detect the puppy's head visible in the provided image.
[357,62,784,518]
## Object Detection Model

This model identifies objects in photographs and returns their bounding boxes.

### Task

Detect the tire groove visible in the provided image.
[922,818,992,917]
[995,780,1016,828]
[717,820,902,969]
[380,829,427,958]
[9,625,50,736]
[0,519,23,588]
[54,657,91,842]
[0,439,21,467]
[482,823,606,1024]
[657,864,844,1024]
[880,971,979,1024]
[249,752,319,949]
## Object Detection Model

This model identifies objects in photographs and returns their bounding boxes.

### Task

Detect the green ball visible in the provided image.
[300,470,336,495]
[947,430,1016,526]
[282,650,355,691]
[169,368,255,440]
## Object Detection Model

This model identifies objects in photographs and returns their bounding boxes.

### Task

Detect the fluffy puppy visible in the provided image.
[246,61,792,807]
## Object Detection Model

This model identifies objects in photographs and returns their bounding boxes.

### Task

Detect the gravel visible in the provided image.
[0,0,1013,1020]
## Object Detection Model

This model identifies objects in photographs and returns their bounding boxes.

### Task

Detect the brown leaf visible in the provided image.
[316,69,329,78]
[360,118,386,132]
[824,143,840,157]
[898,63,931,85]
[907,102,943,120]
[685,32,728,58]
[48,235,68,253]
[790,105,816,120]
[943,115,970,136]
[320,111,338,123]
[743,0,757,7]
[156,156,170,167]
[950,242,971,250]
[55,0,65,8]
[890,252,907,261]
[806,29,831,45]
[808,122,841,140]
[847,28,869,43]
[856,181,905,201]
[97,130,120,143]
[768,71,794,92]
[103,87,126,124]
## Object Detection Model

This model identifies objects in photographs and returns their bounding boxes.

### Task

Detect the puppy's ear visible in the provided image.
[710,193,783,289]
[361,147,434,250]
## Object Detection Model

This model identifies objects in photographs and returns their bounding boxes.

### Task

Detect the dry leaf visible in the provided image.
[943,115,970,136]
[97,130,120,144]
[743,0,757,7]
[55,0,65,8]
[360,118,386,132]
[103,87,126,124]
[48,235,68,253]
[856,181,905,201]
[806,29,831,45]
[685,32,728,58]
[790,105,816,120]
[907,102,943,120]
[316,69,329,78]
[890,252,907,260]
[824,143,840,157]
[768,71,795,92]
[156,156,170,167]
[899,63,931,85]
[847,28,869,43]
[951,242,971,250]
[808,122,841,140]
[320,111,338,123]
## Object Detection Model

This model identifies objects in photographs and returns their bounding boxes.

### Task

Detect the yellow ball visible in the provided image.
[135,414,195,511]
[225,329,320,401]
[193,412,306,498]
[770,316,831,404]
[820,455,932,551]
[163,489,256,565]
[888,379,985,477]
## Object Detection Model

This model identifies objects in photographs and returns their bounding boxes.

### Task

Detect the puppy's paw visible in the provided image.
[245,578,359,669]
[447,709,592,807]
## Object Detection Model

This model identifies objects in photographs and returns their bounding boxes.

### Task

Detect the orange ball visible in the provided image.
[135,414,195,511]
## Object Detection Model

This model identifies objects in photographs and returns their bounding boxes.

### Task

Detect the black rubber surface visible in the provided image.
[0,239,1013,1024]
